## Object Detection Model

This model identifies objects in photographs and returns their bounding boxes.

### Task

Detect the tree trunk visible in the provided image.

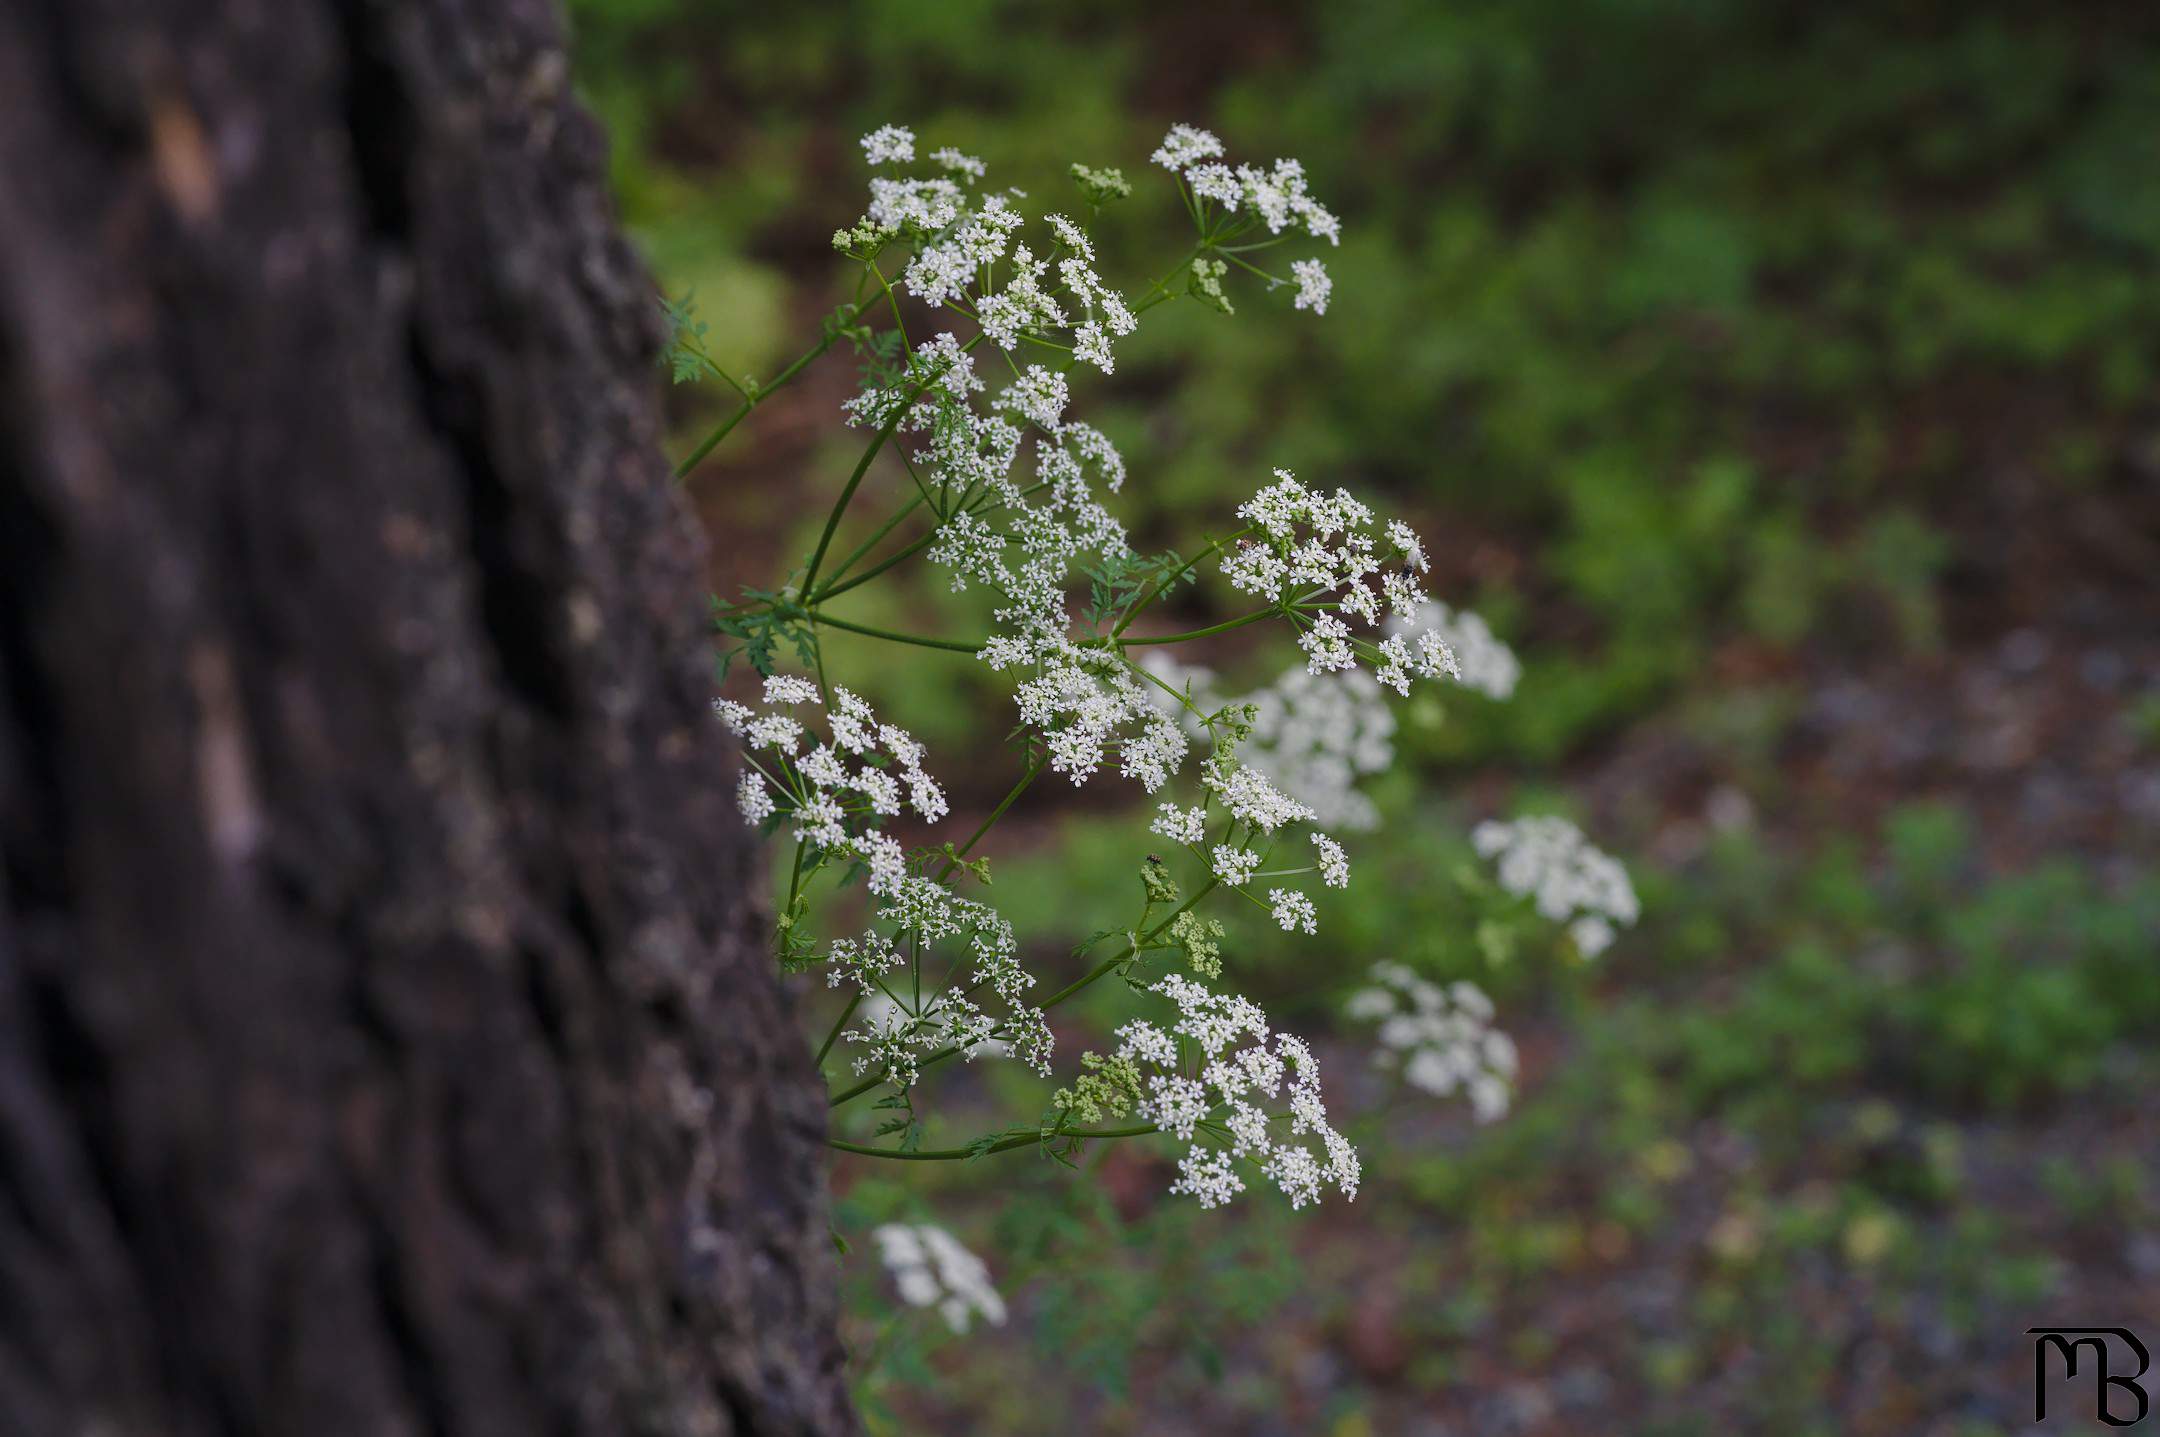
[0,2,852,1433]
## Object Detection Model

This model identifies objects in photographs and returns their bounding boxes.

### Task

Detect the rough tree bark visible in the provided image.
[0,2,852,1433]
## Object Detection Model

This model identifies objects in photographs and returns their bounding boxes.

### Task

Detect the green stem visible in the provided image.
[829,1124,1157,1162]
[1036,878,1216,1010]
[936,758,1039,881]
[816,493,930,599]
[1131,241,1206,314]
[1108,525,1253,639]
[872,263,911,350]
[1221,251,1284,287]
[782,839,808,916]
[812,603,1296,659]
[800,338,980,595]
[1112,606,1283,647]
[800,413,907,597]
[1128,659,1210,723]
[811,530,939,603]
[674,325,847,482]
[809,611,981,653]
[814,990,860,1067]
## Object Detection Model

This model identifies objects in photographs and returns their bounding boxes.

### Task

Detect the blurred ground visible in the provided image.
[567,3,2160,1431]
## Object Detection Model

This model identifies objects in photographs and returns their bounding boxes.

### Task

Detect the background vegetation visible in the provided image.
[569,3,2160,1430]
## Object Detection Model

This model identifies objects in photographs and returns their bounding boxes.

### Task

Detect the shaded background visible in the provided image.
[570,2,2159,1431]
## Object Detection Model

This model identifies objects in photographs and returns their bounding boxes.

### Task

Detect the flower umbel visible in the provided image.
[1472,815,1640,956]
[874,1222,1007,1333]
[1345,962,1519,1122]
[713,677,946,896]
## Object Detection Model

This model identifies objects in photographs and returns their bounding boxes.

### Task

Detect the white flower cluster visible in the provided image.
[1122,974,1359,1210]
[1221,471,1434,676]
[1007,642,1190,789]
[1218,471,1525,705]
[895,369,1208,794]
[713,676,946,896]
[832,876,1052,1087]
[1133,603,1516,855]
[860,125,916,166]
[888,363,1194,791]
[847,128,1139,375]
[1149,124,1340,314]
[1472,815,1640,957]
[1291,258,1332,316]
[1344,962,1518,1122]
[1144,655,1396,831]
[1140,740,1352,937]
[873,1222,1007,1333]
[851,991,1010,1062]
[1390,600,1521,701]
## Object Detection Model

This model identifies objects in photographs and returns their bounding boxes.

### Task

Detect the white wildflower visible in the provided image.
[1202,753,1317,835]
[1144,1074,1211,1141]
[1297,612,1355,673]
[996,365,1069,434]
[1151,123,1225,171]
[1187,162,1240,206]
[1268,889,1317,934]
[1472,815,1639,946]
[860,125,917,166]
[713,697,752,732]
[1291,258,1332,315]
[714,678,944,895]
[1393,601,1520,700]
[764,674,820,706]
[836,878,1050,1088]
[1211,845,1260,886]
[1385,519,1427,572]
[874,1223,1006,1333]
[736,769,774,824]
[1569,915,1617,958]
[1345,962,1518,1122]
[1151,803,1208,846]
[1116,974,1357,1210]
[1073,321,1114,373]
[1263,1144,1325,1210]
[1145,655,1395,832]
[930,146,986,179]
[1312,833,1350,887]
[1170,1147,1245,1209]
[864,175,964,231]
